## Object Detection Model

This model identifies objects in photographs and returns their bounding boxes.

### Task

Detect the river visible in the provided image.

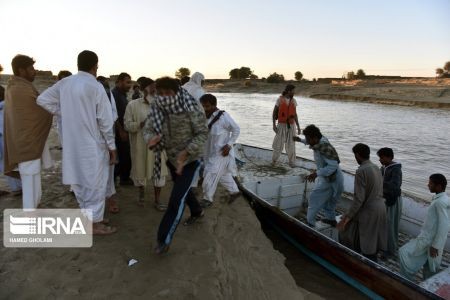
[218,93,450,200]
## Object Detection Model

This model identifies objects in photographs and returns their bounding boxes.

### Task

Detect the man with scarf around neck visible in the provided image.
[143,77,208,254]
[294,124,343,227]
[337,143,387,262]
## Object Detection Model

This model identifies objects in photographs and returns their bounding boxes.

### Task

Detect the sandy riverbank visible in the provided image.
[2,75,449,109]
[204,78,450,109]
[0,129,319,299]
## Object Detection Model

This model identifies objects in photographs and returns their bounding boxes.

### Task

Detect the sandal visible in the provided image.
[183,210,204,226]
[154,203,167,212]
[93,223,117,235]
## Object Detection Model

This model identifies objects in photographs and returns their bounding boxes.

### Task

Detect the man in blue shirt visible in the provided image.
[294,124,343,227]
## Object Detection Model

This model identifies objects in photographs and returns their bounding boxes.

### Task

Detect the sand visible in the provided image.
[0,129,319,299]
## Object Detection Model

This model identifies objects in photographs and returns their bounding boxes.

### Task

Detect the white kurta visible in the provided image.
[124,97,167,187]
[37,72,115,221]
[399,192,450,280]
[202,110,240,202]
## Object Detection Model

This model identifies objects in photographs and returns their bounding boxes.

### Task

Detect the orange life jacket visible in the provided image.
[277,96,296,124]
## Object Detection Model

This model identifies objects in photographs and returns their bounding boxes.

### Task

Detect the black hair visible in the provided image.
[0,85,5,101]
[96,76,107,83]
[352,143,370,160]
[302,124,322,139]
[181,76,190,85]
[11,54,35,75]
[97,76,109,88]
[282,84,295,96]
[199,94,217,106]
[117,72,131,82]
[377,147,394,159]
[57,70,72,80]
[77,50,98,72]
[139,77,154,90]
[155,77,179,93]
[429,174,447,190]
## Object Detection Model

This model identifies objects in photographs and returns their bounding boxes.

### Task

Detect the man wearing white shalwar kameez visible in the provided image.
[37,50,117,235]
[97,77,118,209]
[399,174,450,281]
[200,94,240,207]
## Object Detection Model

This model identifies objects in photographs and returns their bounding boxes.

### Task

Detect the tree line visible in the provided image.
[435,61,450,78]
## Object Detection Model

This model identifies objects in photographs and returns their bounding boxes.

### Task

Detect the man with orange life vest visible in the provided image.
[272,84,300,167]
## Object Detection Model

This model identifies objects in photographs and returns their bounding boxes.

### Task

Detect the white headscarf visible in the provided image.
[182,72,205,101]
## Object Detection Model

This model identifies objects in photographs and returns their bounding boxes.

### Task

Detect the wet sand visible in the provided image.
[0,130,319,299]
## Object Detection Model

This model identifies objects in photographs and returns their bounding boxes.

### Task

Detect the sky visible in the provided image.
[1,0,449,80]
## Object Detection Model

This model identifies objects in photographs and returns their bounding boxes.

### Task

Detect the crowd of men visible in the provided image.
[1,50,449,280]
[2,50,241,252]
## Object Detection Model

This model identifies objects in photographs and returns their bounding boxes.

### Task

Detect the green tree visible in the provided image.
[175,67,190,79]
[294,71,303,81]
[436,68,444,77]
[238,67,252,79]
[229,66,256,79]
[356,69,366,79]
[266,72,285,83]
[229,68,240,79]
[346,71,355,80]
[444,61,450,73]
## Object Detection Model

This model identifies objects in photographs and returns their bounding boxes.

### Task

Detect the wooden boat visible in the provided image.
[234,143,450,299]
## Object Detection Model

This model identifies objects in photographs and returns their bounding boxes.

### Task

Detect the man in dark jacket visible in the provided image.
[112,72,132,186]
[377,147,402,258]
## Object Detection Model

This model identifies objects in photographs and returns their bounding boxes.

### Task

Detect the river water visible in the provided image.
[218,93,450,200]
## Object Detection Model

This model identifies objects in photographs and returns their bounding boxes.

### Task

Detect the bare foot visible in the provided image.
[107,197,119,214]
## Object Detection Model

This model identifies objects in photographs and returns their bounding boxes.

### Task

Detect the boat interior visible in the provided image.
[235,145,450,285]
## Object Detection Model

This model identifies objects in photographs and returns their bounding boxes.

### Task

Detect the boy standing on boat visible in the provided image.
[199,94,241,208]
[337,143,387,262]
[272,84,300,167]
[399,174,449,280]
[377,147,403,258]
[293,124,343,227]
